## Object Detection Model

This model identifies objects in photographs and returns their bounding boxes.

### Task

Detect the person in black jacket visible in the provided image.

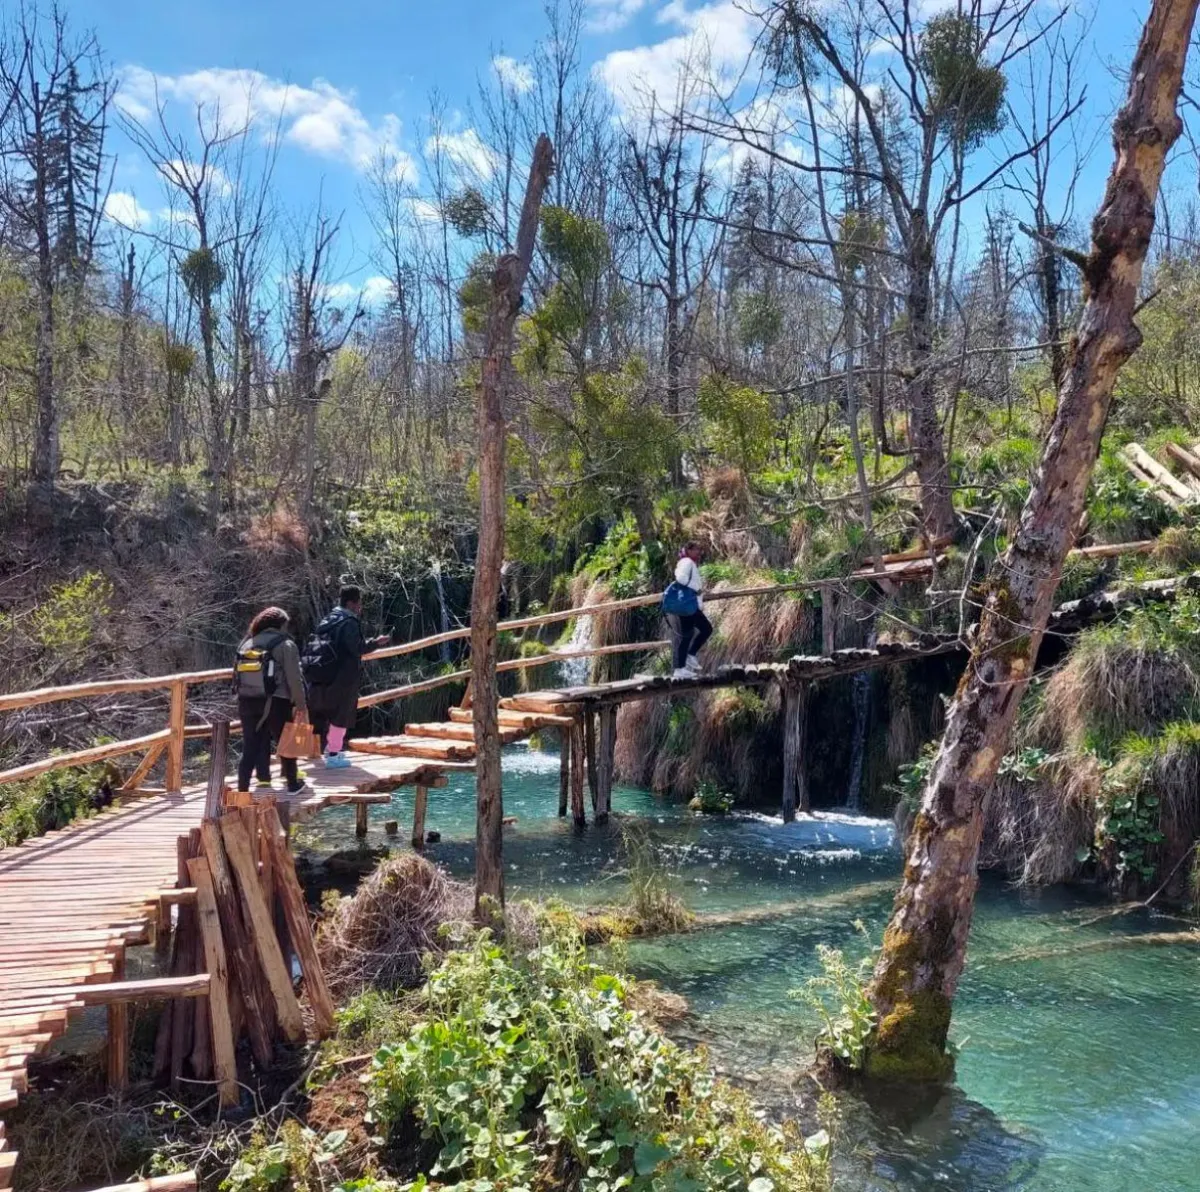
[303,585,390,768]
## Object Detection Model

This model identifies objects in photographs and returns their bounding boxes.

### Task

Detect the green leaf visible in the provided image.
[634,1139,674,1174]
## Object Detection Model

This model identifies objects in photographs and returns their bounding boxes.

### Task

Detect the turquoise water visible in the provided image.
[301,745,1200,1192]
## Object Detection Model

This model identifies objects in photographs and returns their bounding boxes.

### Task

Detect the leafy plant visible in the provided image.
[793,925,876,1071]
[366,924,830,1192]
[689,780,734,815]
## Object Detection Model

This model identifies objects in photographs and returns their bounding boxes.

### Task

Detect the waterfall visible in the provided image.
[845,627,877,810]
[433,563,452,664]
[559,614,594,687]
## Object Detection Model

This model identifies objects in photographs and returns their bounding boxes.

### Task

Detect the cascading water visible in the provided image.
[559,614,594,687]
[432,563,452,664]
[845,627,877,810]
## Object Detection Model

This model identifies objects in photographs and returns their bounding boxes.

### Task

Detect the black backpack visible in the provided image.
[301,612,348,687]
[233,631,286,699]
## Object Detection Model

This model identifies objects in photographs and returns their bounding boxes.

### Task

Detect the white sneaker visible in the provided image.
[672,667,696,679]
[686,655,703,673]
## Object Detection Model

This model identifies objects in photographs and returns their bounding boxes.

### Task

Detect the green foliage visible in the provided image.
[621,822,694,934]
[793,926,876,1071]
[689,780,734,815]
[27,570,112,653]
[733,291,782,351]
[458,253,497,335]
[445,188,491,238]
[576,518,654,598]
[1087,448,1176,542]
[919,12,1006,149]
[697,375,774,474]
[180,246,226,303]
[887,740,938,823]
[1098,761,1166,884]
[223,1121,349,1192]
[366,925,829,1192]
[996,747,1050,784]
[0,762,107,847]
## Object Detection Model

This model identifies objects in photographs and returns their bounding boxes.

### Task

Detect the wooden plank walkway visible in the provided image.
[0,751,465,1189]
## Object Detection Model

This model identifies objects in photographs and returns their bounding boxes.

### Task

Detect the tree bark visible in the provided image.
[864,0,1199,1084]
[472,133,555,921]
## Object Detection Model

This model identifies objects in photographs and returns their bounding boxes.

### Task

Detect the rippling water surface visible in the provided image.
[301,744,1200,1192]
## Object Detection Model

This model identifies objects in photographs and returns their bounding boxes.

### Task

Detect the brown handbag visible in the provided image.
[278,715,321,760]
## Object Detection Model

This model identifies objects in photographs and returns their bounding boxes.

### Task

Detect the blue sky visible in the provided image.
[70,0,1164,300]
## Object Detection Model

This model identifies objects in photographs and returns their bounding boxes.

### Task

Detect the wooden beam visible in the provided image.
[1164,441,1200,484]
[187,855,240,1107]
[46,974,212,1005]
[584,711,599,812]
[558,737,569,818]
[120,741,166,793]
[0,730,171,787]
[355,801,369,838]
[197,820,274,1068]
[411,784,428,849]
[165,680,187,793]
[204,719,230,818]
[218,814,305,1043]
[106,949,129,1091]
[595,706,616,823]
[79,1174,197,1192]
[781,682,809,822]
[569,718,586,828]
[260,805,335,1039]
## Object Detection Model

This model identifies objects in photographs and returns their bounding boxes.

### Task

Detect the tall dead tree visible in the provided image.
[472,133,555,919]
[863,0,1199,1083]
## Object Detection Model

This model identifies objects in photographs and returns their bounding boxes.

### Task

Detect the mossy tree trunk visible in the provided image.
[864,0,1199,1083]
[472,134,555,922]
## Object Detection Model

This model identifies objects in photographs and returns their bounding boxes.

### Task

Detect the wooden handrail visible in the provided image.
[0,729,172,786]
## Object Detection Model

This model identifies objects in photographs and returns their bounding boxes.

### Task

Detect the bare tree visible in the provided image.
[473,133,554,919]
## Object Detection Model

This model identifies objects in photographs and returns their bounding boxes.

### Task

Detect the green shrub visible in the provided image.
[0,763,109,846]
[367,925,830,1192]
[793,926,876,1071]
[689,780,734,815]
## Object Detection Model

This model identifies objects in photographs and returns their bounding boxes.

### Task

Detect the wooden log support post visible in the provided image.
[411,784,428,849]
[122,740,166,793]
[260,804,336,1039]
[569,716,587,828]
[187,855,240,1107]
[822,587,838,657]
[107,948,128,1092]
[595,706,616,823]
[218,813,305,1043]
[781,681,810,823]
[355,801,369,838]
[584,711,599,812]
[165,679,187,793]
[205,718,230,819]
[558,734,570,817]
[197,820,275,1067]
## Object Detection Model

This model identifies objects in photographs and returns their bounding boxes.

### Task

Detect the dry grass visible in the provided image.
[316,853,535,996]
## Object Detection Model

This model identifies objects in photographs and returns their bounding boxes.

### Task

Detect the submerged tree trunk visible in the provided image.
[472,134,555,921]
[864,0,1199,1083]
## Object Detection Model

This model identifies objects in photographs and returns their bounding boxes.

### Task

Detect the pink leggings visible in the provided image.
[327,725,347,753]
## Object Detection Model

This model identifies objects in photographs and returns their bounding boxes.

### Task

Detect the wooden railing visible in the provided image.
[0,539,1154,791]
[0,578,842,789]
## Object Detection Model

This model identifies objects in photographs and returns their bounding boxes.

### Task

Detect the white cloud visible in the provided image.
[491,55,534,94]
[160,159,234,197]
[586,0,652,33]
[408,197,443,224]
[596,0,758,115]
[425,128,498,180]
[361,275,396,306]
[103,191,153,230]
[117,65,416,175]
[321,281,360,304]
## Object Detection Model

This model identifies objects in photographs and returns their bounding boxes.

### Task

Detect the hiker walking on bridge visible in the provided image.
[233,606,311,796]
[302,584,391,768]
[663,541,712,678]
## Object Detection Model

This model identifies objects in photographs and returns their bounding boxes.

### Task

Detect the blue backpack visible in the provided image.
[662,581,699,617]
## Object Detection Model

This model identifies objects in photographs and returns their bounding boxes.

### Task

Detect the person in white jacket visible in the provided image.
[669,541,712,676]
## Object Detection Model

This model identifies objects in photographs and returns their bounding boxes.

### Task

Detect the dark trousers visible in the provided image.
[667,610,712,670]
[237,696,300,792]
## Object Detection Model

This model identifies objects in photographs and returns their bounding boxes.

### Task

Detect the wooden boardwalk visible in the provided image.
[0,751,464,1190]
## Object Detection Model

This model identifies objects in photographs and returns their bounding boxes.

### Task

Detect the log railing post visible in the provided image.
[165,679,187,793]
[107,947,129,1092]
[412,784,429,848]
[569,716,587,827]
[584,711,599,812]
[596,706,616,823]
[822,587,838,657]
[558,734,570,817]
[781,681,809,823]
[204,718,229,818]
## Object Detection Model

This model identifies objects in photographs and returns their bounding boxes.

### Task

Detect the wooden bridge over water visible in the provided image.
[0,541,1171,1188]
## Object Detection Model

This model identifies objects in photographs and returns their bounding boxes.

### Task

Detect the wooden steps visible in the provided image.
[347,735,476,762]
